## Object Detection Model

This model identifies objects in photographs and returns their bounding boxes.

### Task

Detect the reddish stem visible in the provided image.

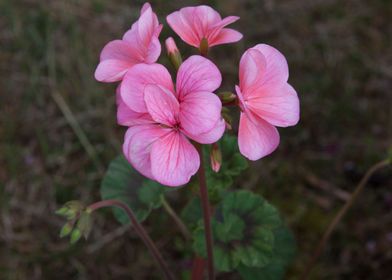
[88,200,175,280]
[196,145,215,280]
[191,257,207,280]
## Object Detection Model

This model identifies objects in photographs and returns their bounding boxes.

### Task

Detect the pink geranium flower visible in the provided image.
[119,56,225,186]
[236,44,300,160]
[166,5,242,49]
[95,3,162,83]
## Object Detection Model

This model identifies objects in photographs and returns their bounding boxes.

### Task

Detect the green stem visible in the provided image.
[301,159,390,279]
[88,200,175,280]
[196,145,215,280]
[161,196,192,240]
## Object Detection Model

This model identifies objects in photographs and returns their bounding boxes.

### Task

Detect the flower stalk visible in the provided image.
[87,200,175,280]
[196,145,215,280]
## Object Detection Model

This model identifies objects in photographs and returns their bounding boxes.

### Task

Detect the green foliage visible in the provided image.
[237,226,297,280]
[100,156,166,224]
[204,135,248,202]
[192,191,296,276]
[181,197,202,232]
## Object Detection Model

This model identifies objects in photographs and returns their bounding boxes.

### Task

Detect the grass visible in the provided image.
[1,0,391,279]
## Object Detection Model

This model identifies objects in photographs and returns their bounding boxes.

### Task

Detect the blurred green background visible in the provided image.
[1,0,391,279]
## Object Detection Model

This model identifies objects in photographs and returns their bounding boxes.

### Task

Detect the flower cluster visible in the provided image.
[95,3,299,187]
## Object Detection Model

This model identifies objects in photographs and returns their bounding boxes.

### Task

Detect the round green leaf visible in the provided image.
[100,155,165,224]
[192,191,295,273]
[237,225,296,280]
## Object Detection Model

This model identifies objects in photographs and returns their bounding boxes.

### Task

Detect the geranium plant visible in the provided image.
[57,3,301,279]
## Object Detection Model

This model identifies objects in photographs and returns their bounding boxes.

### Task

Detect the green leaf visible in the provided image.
[215,213,245,242]
[100,155,166,224]
[237,225,296,280]
[204,135,248,202]
[181,197,202,231]
[138,180,165,209]
[192,191,295,273]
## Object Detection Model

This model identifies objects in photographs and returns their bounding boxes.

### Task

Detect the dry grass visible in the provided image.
[1,0,391,279]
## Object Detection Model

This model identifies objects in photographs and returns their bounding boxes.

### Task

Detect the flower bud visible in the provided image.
[210,143,222,173]
[56,201,84,220]
[199,37,209,57]
[221,107,232,130]
[165,37,182,70]
[77,211,93,240]
[70,228,82,244]
[218,92,237,104]
[60,221,74,238]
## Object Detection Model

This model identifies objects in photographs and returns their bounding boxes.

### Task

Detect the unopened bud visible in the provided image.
[218,92,237,104]
[210,143,222,173]
[77,211,93,240]
[199,37,209,57]
[70,228,82,244]
[221,107,232,130]
[60,221,74,238]
[165,37,182,70]
[56,201,84,220]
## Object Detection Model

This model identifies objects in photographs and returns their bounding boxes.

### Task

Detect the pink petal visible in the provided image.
[209,28,243,47]
[95,59,132,83]
[123,125,170,180]
[186,118,225,144]
[192,5,222,38]
[120,63,174,113]
[238,112,280,160]
[144,84,179,127]
[180,91,222,136]
[208,16,240,42]
[176,56,222,99]
[150,131,200,186]
[141,2,151,13]
[195,5,222,24]
[167,10,200,47]
[239,49,267,96]
[144,36,161,64]
[252,44,289,84]
[99,40,139,62]
[247,83,300,127]
[137,5,156,47]
[122,4,161,63]
[116,86,153,126]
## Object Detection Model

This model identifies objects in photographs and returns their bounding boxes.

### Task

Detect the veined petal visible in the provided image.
[186,117,225,144]
[239,49,267,96]
[150,131,200,187]
[247,83,300,127]
[252,44,289,85]
[121,63,174,113]
[144,36,161,64]
[238,112,280,160]
[99,40,140,62]
[138,5,156,47]
[144,84,179,126]
[180,91,222,135]
[122,3,161,63]
[123,125,170,180]
[116,86,153,126]
[208,16,240,42]
[209,28,243,47]
[176,56,222,99]
[95,59,132,82]
[167,9,200,47]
